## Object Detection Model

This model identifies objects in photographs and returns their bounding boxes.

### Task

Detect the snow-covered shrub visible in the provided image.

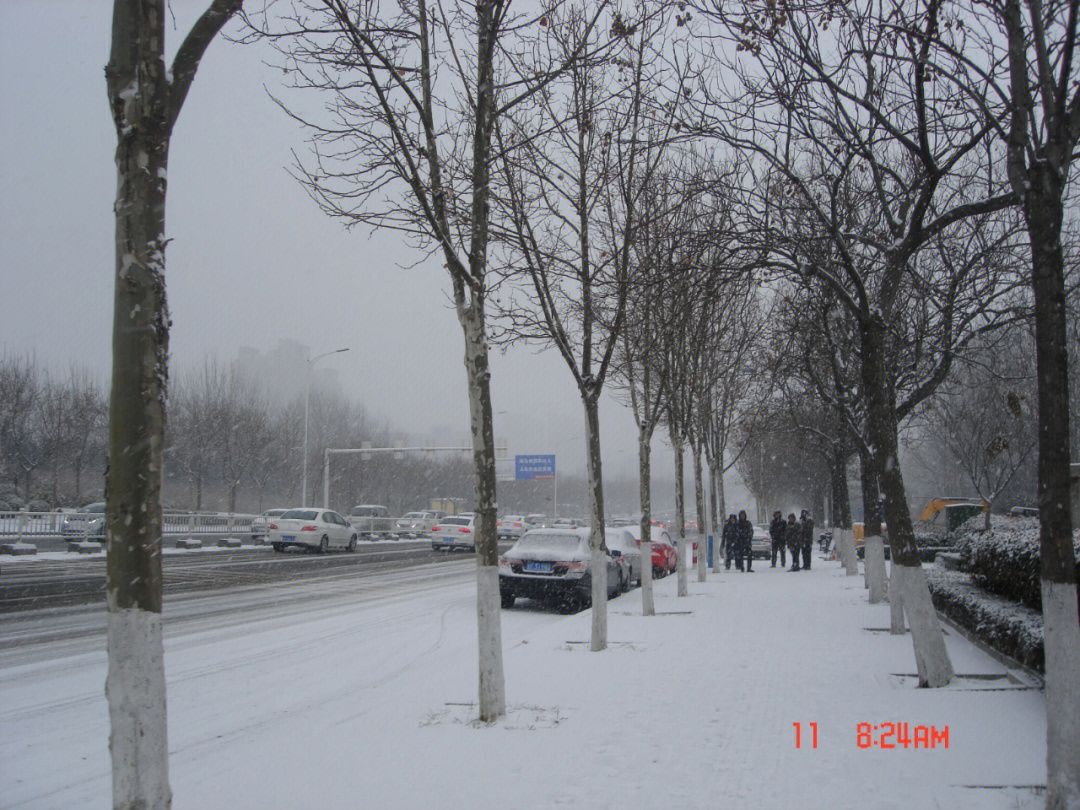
[27,498,50,512]
[956,515,1080,611]
[926,567,1045,672]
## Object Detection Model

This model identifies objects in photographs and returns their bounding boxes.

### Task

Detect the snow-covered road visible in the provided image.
[1,556,1049,809]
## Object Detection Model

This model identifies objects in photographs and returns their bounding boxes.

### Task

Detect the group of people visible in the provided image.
[769,510,815,571]
[720,510,756,571]
[718,508,817,572]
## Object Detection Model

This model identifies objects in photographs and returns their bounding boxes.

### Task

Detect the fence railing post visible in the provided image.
[17,511,26,543]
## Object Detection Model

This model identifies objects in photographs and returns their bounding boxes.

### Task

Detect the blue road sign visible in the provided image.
[515,454,556,480]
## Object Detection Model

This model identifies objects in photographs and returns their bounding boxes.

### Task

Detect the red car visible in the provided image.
[629,526,677,577]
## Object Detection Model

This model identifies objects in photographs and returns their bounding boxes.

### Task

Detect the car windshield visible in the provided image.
[440,517,470,526]
[281,509,319,520]
[79,503,106,513]
[403,512,426,519]
[514,533,584,553]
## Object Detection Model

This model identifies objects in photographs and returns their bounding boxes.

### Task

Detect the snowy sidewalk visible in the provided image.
[2,555,1047,809]
[381,556,1047,810]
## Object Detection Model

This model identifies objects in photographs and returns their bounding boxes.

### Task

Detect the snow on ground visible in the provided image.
[1,556,1047,809]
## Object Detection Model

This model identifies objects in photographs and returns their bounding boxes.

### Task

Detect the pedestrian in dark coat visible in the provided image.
[785,513,801,571]
[736,510,754,572]
[800,510,814,570]
[722,515,738,570]
[769,510,787,568]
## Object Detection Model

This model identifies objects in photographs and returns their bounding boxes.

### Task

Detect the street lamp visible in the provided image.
[302,347,349,506]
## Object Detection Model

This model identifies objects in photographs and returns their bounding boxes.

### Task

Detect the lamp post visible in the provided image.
[302,347,349,506]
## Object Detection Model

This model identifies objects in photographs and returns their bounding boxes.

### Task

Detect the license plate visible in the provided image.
[524,561,553,573]
[282,535,295,542]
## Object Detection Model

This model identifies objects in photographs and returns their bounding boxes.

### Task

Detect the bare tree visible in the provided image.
[0,354,41,501]
[489,4,686,645]
[925,332,1038,529]
[246,0,611,718]
[104,2,243,806]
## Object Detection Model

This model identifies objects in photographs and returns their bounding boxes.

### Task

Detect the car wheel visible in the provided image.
[319,536,329,554]
[272,543,284,553]
[500,590,515,608]
[347,535,357,552]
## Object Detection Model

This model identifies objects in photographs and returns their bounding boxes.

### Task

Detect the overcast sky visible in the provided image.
[0,1,764,512]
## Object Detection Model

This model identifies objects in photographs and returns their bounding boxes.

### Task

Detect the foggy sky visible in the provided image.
[0,1,753,507]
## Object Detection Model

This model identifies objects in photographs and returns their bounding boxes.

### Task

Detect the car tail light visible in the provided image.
[268,523,278,531]
[300,525,317,532]
[458,527,472,533]
[497,521,503,527]
[513,522,522,527]
[560,560,586,571]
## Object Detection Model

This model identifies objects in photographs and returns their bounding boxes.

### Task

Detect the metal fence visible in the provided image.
[0,510,260,543]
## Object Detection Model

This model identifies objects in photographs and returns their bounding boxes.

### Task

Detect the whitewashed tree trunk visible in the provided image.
[458,300,506,720]
[841,529,859,576]
[712,465,725,573]
[583,394,607,651]
[104,2,241,806]
[892,564,953,687]
[638,429,655,616]
[864,535,888,603]
[1043,581,1080,810]
[708,463,720,575]
[693,446,707,583]
[673,435,688,597]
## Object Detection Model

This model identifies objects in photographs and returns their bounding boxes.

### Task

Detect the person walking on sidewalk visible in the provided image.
[722,514,738,570]
[736,510,754,572]
[769,510,786,568]
[785,513,801,571]
[800,509,814,571]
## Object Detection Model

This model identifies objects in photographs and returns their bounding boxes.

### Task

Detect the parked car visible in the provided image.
[496,514,531,541]
[498,528,621,609]
[605,526,643,589]
[550,517,586,530]
[250,508,290,540]
[627,525,677,576]
[751,525,772,559]
[61,502,106,540]
[526,513,548,528]
[349,504,393,538]
[430,514,477,551]
[393,511,436,538]
[269,508,358,553]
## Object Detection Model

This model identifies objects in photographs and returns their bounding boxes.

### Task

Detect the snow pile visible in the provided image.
[956,515,1080,611]
[925,566,1046,673]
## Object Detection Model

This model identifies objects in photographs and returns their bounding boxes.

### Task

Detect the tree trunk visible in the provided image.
[583,392,608,651]
[861,315,952,687]
[638,426,655,616]
[710,463,722,573]
[457,298,506,720]
[693,444,706,583]
[104,3,173,806]
[1024,180,1080,810]
[859,446,887,599]
[672,430,688,597]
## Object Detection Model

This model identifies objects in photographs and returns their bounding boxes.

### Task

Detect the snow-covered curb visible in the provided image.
[925,565,1045,673]
[0,537,433,565]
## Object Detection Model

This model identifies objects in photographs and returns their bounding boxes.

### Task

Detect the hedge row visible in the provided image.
[956,516,1080,611]
[925,567,1045,673]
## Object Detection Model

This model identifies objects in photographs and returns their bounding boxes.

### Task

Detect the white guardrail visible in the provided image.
[0,510,259,543]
